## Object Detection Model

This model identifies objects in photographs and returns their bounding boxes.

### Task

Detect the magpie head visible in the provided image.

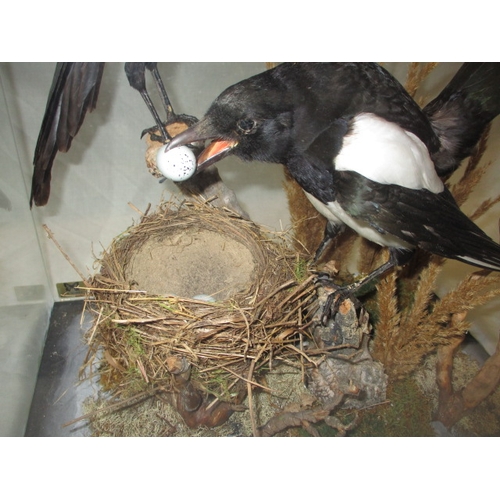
[165,69,302,171]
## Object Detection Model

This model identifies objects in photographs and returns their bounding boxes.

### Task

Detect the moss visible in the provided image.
[345,378,435,436]
[293,257,309,283]
[124,327,145,357]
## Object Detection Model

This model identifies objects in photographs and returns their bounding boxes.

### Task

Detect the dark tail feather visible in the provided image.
[453,235,500,273]
[424,62,500,177]
[30,62,104,207]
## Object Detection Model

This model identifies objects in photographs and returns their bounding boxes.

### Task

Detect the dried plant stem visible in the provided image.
[372,270,400,366]
[42,224,88,282]
[405,62,439,99]
[247,344,267,437]
[63,388,158,428]
[398,259,441,335]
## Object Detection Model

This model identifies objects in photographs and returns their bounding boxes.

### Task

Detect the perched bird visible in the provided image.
[30,62,174,207]
[165,62,500,292]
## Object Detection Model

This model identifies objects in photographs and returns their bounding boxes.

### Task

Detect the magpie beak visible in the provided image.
[165,118,238,172]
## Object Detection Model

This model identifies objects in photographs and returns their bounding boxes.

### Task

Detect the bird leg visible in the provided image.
[137,88,171,143]
[146,63,175,122]
[125,62,171,143]
[316,247,415,325]
[314,220,345,263]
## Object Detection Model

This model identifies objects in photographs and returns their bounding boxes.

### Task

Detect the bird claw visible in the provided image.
[141,123,169,142]
[321,291,343,325]
[314,272,362,326]
[313,272,338,290]
[314,273,341,325]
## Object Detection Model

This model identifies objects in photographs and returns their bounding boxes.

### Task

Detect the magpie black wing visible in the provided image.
[334,170,500,270]
[424,62,500,177]
[30,62,105,207]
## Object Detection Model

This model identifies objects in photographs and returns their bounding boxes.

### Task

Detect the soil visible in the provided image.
[128,226,256,301]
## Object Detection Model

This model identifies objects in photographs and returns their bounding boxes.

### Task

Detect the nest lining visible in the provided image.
[127,226,256,300]
[84,200,317,403]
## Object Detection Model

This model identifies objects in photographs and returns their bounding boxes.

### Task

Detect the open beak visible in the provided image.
[164,118,238,172]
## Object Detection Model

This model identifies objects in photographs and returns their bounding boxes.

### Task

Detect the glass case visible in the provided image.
[2,62,499,436]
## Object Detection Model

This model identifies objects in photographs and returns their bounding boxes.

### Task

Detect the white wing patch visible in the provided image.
[335,113,444,194]
[304,192,413,249]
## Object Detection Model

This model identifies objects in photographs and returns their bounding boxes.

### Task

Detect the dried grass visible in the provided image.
[373,258,500,379]
[405,62,439,100]
[450,126,491,206]
[282,168,326,257]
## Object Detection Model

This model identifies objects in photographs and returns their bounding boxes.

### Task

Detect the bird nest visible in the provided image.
[83,200,318,427]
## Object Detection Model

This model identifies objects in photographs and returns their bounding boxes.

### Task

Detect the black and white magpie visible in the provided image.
[165,62,500,289]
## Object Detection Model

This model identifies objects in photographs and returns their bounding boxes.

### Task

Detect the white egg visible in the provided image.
[156,144,197,182]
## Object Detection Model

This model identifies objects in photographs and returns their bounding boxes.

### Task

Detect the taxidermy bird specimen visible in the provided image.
[165,62,500,300]
[29,62,194,208]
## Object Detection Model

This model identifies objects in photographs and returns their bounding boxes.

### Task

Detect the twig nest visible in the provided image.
[85,200,317,418]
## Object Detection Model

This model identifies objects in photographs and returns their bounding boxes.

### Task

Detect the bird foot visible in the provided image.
[314,273,362,326]
[141,123,169,143]
[141,114,201,143]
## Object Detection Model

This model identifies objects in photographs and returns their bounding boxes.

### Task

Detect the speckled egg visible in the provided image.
[156,144,197,182]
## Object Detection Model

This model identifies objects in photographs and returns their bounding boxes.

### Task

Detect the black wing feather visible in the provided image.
[334,170,500,271]
[424,62,500,177]
[30,62,105,207]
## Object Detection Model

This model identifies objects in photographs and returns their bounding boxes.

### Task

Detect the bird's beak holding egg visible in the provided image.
[165,118,238,173]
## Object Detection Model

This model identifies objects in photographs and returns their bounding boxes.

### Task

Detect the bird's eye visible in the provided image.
[237,118,257,134]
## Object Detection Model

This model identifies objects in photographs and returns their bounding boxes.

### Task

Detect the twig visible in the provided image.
[222,366,271,392]
[80,287,147,294]
[62,389,159,428]
[42,224,87,282]
[247,344,269,436]
[127,202,144,216]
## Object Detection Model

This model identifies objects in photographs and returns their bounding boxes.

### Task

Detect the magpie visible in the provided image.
[164,62,500,291]
[30,62,174,207]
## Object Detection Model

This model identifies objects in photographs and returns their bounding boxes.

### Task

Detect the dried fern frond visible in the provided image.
[398,258,442,336]
[450,128,492,207]
[429,271,500,326]
[372,270,400,366]
[469,194,500,223]
[283,169,326,256]
[374,263,500,380]
[373,258,447,379]
[450,162,491,208]
[405,62,439,99]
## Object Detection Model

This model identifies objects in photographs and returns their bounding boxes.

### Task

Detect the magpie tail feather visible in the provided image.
[424,63,500,177]
[458,255,500,272]
[446,231,500,272]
